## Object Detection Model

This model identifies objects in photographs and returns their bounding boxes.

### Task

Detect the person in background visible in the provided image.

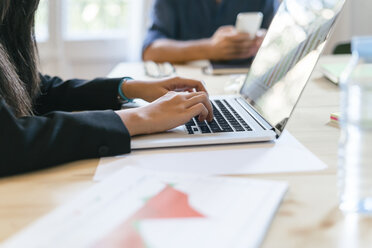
[0,0,213,177]
[143,0,279,63]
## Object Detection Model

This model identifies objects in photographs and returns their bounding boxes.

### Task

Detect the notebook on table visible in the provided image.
[320,63,347,84]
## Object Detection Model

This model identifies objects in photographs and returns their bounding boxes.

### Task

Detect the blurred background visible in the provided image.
[35,0,372,79]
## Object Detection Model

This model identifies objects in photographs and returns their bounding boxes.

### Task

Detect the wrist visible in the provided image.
[121,79,148,100]
[115,109,144,136]
[201,38,215,60]
[119,78,134,102]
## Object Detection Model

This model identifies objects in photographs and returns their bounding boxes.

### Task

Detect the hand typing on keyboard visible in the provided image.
[185,100,252,134]
[116,77,214,136]
[117,91,213,136]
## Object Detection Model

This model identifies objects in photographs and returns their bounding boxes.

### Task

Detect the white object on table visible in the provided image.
[236,12,263,38]
[94,130,327,181]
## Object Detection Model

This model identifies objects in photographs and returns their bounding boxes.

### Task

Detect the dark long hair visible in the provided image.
[0,0,40,117]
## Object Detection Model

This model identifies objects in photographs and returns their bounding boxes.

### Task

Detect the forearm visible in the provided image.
[143,39,213,63]
[0,101,131,177]
[35,75,123,114]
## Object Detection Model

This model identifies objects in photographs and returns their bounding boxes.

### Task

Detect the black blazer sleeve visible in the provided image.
[34,75,124,114]
[0,76,131,177]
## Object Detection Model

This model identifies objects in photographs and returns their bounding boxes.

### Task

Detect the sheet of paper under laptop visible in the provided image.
[2,167,288,248]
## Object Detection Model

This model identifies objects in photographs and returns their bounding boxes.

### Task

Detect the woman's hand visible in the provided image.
[115,91,213,136]
[121,77,208,102]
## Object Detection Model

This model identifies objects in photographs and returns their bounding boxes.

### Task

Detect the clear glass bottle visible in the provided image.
[339,37,372,213]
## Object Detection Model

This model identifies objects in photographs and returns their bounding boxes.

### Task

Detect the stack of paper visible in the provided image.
[2,167,288,248]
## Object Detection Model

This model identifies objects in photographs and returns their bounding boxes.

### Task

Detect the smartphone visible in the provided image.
[235,12,263,38]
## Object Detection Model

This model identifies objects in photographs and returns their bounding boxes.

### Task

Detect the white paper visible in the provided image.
[94,131,326,181]
[2,167,288,248]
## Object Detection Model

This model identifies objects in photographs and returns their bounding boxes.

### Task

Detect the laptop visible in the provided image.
[132,0,345,149]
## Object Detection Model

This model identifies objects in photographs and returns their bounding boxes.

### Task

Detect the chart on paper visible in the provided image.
[2,167,288,248]
[94,185,205,248]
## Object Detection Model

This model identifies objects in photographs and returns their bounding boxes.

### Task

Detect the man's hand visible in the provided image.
[207,26,265,61]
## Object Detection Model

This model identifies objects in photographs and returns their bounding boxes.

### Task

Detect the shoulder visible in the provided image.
[153,0,196,9]
[153,0,175,7]
[263,0,280,7]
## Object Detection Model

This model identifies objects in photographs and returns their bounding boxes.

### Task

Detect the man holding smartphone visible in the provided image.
[142,0,279,63]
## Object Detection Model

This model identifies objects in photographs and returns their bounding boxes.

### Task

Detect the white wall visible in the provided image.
[39,39,130,79]
[38,0,150,80]
[325,0,372,53]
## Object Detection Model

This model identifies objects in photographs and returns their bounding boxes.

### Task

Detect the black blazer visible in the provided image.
[0,75,131,177]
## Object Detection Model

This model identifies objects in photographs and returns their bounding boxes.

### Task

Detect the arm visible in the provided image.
[142,0,229,63]
[142,0,270,63]
[0,97,130,177]
[143,38,213,64]
[144,26,261,63]
[142,0,179,62]
[34,75,123,115]
[0,77,212,177]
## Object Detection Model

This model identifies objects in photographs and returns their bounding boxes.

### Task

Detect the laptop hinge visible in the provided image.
[235,98,278,138]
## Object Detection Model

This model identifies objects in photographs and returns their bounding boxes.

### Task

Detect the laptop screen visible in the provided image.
[240,0,345,135]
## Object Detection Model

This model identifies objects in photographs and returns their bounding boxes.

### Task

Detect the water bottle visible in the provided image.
[339,37,372,213]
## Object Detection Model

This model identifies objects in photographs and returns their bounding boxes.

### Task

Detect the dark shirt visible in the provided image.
[143,0,279,51]
[0,75,131,177]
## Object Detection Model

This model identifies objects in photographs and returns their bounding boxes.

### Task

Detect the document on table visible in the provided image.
[94,130,327,181]
[2,167,288,248]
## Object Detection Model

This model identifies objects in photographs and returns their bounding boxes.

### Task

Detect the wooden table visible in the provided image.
[1,55,371,247]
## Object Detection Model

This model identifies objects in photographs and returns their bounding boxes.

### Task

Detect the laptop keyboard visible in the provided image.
[185,100,252,135]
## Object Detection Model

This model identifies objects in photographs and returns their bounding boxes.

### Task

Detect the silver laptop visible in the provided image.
[132,0,345,149]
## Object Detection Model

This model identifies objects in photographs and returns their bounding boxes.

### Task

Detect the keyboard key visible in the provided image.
[235,127,245,132]
[207,119,223,133]
[220,124,233,132]
[186,125,194,134]
[195,119,208,127]
[223,100,252,131]
[200,125,211,133]
[185,119,195,127]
